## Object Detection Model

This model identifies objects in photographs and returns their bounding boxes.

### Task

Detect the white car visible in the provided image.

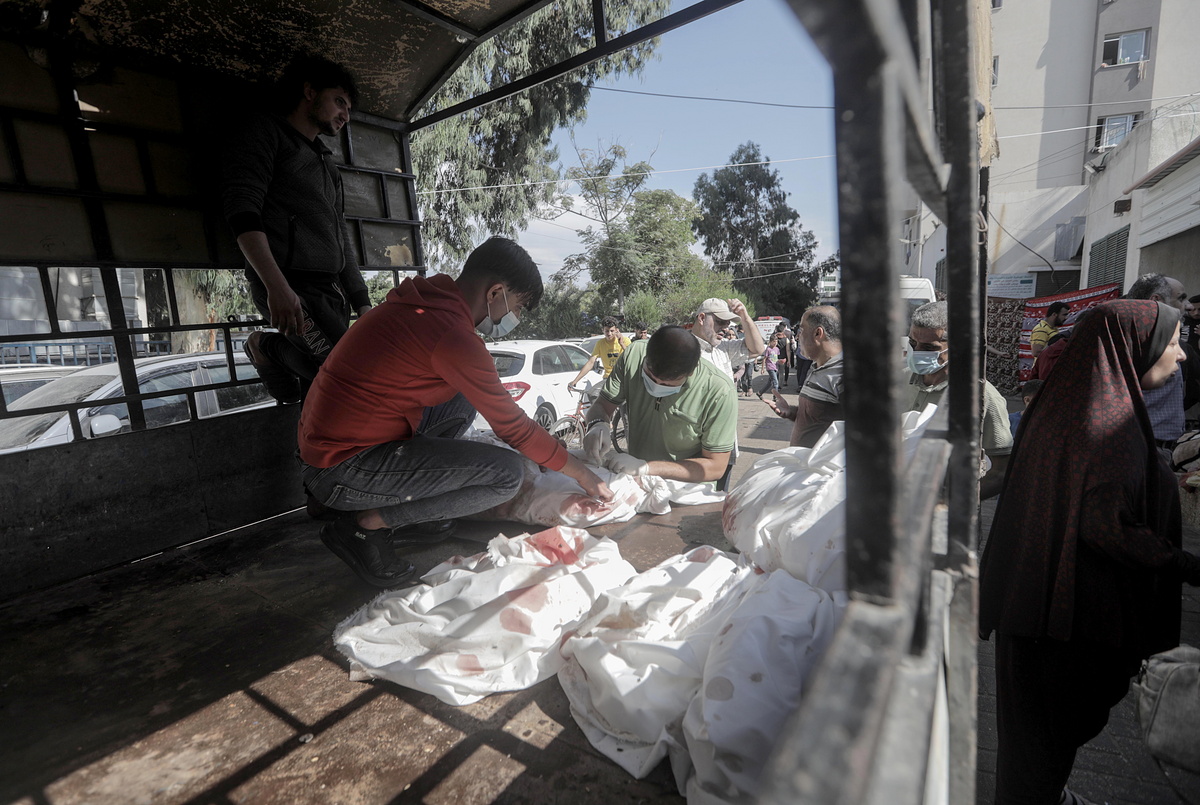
[0,351,273,454]
[481,339,598,430]
[0,364,81,405]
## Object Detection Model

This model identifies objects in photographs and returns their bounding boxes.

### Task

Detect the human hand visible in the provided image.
[726,298,749,322]
[267,286,304,336]
[583,422,613,465]
[576,467,614,503]
[766,388,792,419]
[603,452,651,477]
[1181,472,1200,493]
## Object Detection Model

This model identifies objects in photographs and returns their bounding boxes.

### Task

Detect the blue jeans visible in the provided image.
[301,394,524,528]
[766,368,779,390]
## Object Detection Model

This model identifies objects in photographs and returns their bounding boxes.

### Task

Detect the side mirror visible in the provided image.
[89,414,123,437]
[592,364,604,375]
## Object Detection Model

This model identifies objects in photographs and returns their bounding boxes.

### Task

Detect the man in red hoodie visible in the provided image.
[299,237,613,586]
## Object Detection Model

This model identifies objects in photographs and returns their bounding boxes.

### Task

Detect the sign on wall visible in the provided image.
[986,273,1037,299]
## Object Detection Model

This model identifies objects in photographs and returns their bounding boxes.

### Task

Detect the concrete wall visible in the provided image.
[988,0,1096,193]
[987,185,1088,273]
[1140,228,1200,295]
[1081,105,1200,287]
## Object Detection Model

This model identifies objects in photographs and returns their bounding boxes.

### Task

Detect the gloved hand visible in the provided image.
[583,422,613,465]
[603,451,651,477]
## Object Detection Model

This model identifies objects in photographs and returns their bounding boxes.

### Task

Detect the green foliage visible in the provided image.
[692,141,820,321]
[364,272,397,307]
[556,156,707,313]
[411,0,670,271]
[555,141,652,309]
[508,279,589,341]
[658,266,745,326]
[623,290,662,330]
[185,269,257,321]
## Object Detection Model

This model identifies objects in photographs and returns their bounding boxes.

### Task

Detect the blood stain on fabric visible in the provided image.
[500,607,533,635]
[456,654,485,675]
[706,676,735,701]
[508,583,549,611]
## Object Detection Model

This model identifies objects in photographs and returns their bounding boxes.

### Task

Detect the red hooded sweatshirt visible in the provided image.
[298,274,568,471]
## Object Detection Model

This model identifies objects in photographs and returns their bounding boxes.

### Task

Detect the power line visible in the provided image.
[994,91,1200,110]
[416,155,834,196]
[996,109,1200,140]
[592,85,1200,111]
[591,86,833,110]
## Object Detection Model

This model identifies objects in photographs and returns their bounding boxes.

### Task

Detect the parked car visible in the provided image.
[0,352,273,454]
[0,364,81,405]
[479,340,598,431]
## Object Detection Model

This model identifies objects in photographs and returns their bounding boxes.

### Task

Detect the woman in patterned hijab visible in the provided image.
[980,299,1200,804]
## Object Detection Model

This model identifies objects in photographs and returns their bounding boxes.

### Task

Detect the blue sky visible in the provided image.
[519,0,838,280]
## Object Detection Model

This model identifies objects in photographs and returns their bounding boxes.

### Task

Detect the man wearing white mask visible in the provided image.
[907,300,1012,498]
[298,237,613,587]
[581,325,737,484]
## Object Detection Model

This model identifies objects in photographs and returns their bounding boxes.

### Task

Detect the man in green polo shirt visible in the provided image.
[582,325,737,483]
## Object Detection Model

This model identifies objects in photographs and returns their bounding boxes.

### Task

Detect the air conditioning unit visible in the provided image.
[1114,198,1132,214]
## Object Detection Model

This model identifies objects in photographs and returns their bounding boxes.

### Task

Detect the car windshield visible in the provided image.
[491,352,525,378]
[0,372,116,449]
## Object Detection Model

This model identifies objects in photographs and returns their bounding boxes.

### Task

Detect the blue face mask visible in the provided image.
[642,369,682,398]
[907,348,947,376]
[476,288,521,338]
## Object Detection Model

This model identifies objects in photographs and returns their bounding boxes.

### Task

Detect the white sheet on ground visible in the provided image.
[333,526,637,706]
[458,429,724,527]
[558,548,844,803]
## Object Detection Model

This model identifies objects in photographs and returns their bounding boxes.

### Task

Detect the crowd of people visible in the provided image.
[224,55,1200,805]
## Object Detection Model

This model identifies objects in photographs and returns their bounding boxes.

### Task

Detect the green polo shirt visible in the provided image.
[600,341,737,462]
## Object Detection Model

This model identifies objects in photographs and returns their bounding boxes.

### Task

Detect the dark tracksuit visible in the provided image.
[222,114,369,388]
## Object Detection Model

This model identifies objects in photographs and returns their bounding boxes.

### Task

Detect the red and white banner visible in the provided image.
[1018,283,1121,382]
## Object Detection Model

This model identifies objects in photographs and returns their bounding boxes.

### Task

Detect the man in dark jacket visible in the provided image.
[223,55,370,403]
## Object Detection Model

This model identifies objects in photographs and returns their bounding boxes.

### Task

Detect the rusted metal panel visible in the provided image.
[0,0,562,122]
[0,404,303,599]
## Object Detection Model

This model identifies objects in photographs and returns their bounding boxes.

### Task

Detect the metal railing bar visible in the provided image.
[940,0,983,561]
[759,602,912,804]
[0,377,266,421]
[895,435,952,654]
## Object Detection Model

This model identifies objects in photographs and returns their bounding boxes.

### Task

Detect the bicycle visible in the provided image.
[550,385,627,453]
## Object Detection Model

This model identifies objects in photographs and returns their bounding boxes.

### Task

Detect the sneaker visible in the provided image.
[244,331,301,404]
[319,516,415,588]
[389,519,457,552]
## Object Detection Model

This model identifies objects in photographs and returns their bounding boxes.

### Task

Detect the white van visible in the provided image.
[899,275,937,362]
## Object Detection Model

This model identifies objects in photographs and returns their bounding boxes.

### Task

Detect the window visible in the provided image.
[1101,30,1147,66]
[1088,226,1130,288]
[206,363,271,413]
[991,0,1002,8]
[991,56,999,87]
[1095,113,1140,150]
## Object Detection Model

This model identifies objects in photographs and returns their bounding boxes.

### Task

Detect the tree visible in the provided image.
[692,142,820,318]
[625,189,706,294]
[364,272,397,307]
[554,141,652,311]
[411,0,670,270]
[510,278,589,341]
